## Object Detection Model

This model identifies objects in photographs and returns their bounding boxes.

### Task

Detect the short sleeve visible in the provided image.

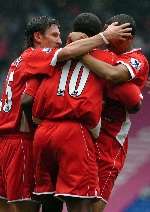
[116,52,149,80]
[25,47,62,77]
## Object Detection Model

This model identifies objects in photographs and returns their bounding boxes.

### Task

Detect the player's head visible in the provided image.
[66,13,102,44]
[25,16,62,49]
[105,14,136,54]
[73,13,103,37]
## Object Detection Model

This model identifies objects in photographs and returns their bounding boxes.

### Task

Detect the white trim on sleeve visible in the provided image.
[50,48,62,66]
[117,61,135,79]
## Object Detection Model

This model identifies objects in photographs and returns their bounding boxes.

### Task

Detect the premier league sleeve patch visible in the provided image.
[130,58,141,71]
[42,48,52,53]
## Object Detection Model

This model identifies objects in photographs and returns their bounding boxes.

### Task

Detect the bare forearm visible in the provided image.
[67,34,104,55]
[81,54,115,79]
[82,54,129,83]
[58,34,104,61]
[58,22,132,62]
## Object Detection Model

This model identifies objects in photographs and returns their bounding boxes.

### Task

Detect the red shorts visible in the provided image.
[33,120,99,199]
[95,130,128,202]
[0,133,34,202]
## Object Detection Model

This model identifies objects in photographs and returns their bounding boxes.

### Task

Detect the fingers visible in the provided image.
[109,22,132,31]
[121,33,132,37]
[119,34,132,40]
[110,22,131,28]
[121,27,132,32]
[119,23,131,28]
[110,22,119,26]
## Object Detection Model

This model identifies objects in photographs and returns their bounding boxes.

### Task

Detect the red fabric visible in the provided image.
[33,120,99,197]
[32,50,118,130]
[95,130,127,201]
[0,134,34,201]
[101,49,149,143]
[116,49,149,89]
[0,47,59,133]
[24,78,41,97]
[32,63,104,129]
[107,82,142,109]
[21,47,60,78]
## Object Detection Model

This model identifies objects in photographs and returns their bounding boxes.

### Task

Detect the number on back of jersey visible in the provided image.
[57,61,90,97]
[0,71,14,112]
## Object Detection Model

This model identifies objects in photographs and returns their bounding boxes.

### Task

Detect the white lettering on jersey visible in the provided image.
[57,60,71,96]
[57,61,90,97]
[69,62,90,97]
[13,56,22,68]
[0,71,14,112]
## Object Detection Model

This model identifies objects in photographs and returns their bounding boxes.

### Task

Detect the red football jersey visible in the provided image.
[32,61,103,138]
[0,47,61,133]
[117,48,149,89]
[101,48,149,145]
[30,49,118,138]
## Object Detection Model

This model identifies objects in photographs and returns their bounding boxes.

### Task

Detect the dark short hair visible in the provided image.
[73,13,103,37]
[25,16,59,48]
[105,14,136,36]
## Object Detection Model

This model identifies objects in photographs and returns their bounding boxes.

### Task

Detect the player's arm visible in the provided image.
[57,23,132,61]
[128,100,142,114]
[21,78,41,130]
[81,54,131,83]
[108,82,143,113]
[26,23,132,76]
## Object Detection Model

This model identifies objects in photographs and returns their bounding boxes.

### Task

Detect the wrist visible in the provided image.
[99,32,110,45]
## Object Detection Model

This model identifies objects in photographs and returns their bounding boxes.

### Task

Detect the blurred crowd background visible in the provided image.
[0,0,150,87]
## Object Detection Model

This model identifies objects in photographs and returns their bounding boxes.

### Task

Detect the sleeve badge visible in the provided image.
[130,58,141,70]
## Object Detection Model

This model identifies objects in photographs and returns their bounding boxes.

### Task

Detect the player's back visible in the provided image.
[0,55,28,133]
[0,46,62,134]
[33,59,104,137]
[33,49,119,138]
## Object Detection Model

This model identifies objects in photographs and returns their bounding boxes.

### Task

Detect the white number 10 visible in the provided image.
[57,61,90,97]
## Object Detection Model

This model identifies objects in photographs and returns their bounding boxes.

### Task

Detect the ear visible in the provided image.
[33,32,42,44]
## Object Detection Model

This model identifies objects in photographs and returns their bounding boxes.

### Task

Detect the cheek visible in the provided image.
[44,35,53,43]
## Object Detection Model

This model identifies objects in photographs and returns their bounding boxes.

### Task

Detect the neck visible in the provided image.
[109,46,133,55]
[34,43,41,48]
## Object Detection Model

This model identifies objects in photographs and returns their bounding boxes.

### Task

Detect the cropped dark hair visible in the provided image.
[25,16,59,48]
[105,14,136,36]
[73,13,102,37]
